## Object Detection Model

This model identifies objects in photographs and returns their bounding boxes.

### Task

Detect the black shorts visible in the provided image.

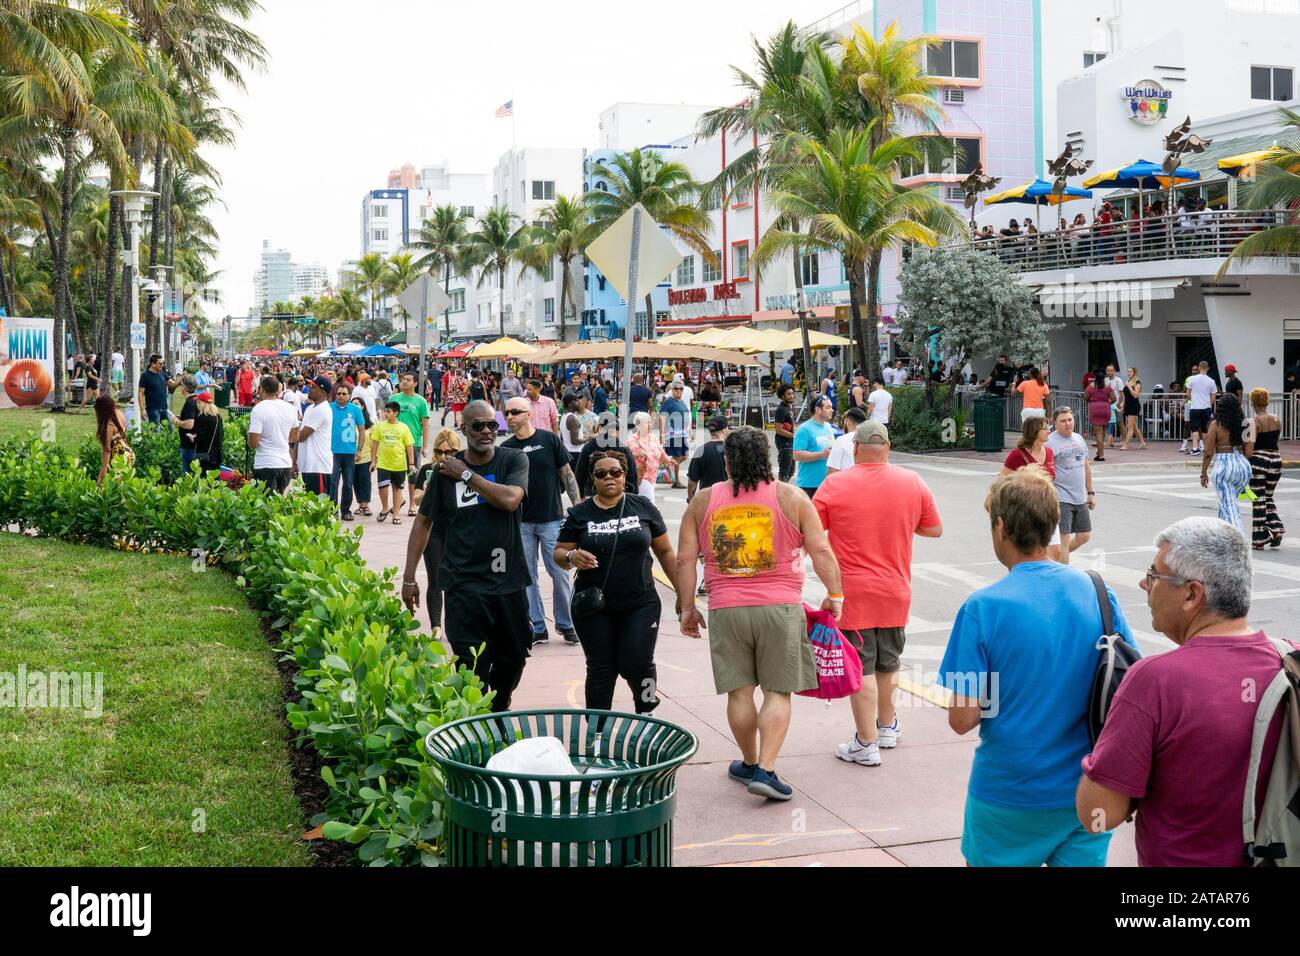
[443,589,531,712]
[1189,408,1211,433]
[253,467,291,494]
[376,468,407,488]
[300,472,332,496]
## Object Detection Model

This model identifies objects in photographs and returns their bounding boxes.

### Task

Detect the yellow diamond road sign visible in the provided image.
[585,203,683,303]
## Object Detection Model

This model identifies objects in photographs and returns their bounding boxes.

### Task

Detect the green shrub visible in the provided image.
[885,384,974,453]
[0,438,491,866]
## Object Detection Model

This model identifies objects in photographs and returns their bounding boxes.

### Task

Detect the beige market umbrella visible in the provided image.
[470,336,538,359]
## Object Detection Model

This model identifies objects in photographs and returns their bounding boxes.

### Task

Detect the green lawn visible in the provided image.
[0,535,311,866]
[0,407,99,452]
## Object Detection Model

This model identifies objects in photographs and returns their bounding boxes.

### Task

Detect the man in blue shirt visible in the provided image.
[939,468,1137,867]
[329,381,367,521]
[793,396,836,496]
[136,353,175,427]
[780,358,796,388]
[628,372,652,416]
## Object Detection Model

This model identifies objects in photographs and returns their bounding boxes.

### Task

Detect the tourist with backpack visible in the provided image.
[1077,516,1300,867]
[939,468,1135,866]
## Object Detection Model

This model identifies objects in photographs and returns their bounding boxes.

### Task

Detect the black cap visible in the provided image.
[706,414,729,433]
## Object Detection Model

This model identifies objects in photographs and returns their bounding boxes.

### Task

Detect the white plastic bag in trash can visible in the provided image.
[487,737,580,815]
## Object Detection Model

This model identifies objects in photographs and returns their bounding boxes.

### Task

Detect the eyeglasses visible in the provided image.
[504,408,529,417]
[1142,564,1192,589]
[592,468,624,480]
[467,419,497,433]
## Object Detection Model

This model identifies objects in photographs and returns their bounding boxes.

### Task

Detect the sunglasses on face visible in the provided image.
[504,408,529,416]
[467,419,497,433]
[434,446,455,456]
[593,468,624,480]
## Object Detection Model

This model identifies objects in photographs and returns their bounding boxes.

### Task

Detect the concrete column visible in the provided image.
[1203,277,1290,393]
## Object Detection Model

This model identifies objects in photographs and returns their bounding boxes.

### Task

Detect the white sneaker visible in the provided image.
[835,735,882,766]
[1179,440,1189,453]
[877,718,901,749]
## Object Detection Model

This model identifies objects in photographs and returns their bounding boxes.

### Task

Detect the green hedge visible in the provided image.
[77,414,253,483]
[0,439,492,866]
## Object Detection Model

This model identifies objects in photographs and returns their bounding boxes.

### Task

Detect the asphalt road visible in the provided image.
[647,451,1300,684]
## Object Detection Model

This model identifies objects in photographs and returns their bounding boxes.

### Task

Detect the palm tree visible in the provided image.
[407,204,472,342]
[520,194,598,343]
[382,251,421,339]
[464,206,529,339]
[587,147,714,337]
[752,127,963,380]
[697,22,839,386]
[1220,107,1300,274]
[837,23,951,371]
[348,252,387,325]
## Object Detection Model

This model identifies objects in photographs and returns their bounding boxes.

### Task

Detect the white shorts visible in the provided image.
[638,479,656,502]
[1021,407,1046,423]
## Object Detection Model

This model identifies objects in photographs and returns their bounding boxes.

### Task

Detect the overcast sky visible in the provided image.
[207,0,822,314]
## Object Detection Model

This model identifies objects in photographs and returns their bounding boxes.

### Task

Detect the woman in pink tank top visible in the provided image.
[699,470,805,608]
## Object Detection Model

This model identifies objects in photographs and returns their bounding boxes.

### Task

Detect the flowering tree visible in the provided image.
[897,244,1054,384]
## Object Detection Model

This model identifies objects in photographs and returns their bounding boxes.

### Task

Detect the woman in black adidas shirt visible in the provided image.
[555,450,684,713]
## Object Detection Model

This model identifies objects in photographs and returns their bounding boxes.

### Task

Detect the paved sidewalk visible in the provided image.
[927,433,1300,469]
[356,517,1139,867]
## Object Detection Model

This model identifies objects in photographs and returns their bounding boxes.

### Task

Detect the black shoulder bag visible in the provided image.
[1086,570,1141,745]
[570,496,626,619]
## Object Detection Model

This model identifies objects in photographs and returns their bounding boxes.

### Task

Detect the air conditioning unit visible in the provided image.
[945,185,965,201]
[943,88,965,105]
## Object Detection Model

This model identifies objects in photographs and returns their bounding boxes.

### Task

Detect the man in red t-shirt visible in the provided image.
[1077,517,1297,866]
[813,421,943,767]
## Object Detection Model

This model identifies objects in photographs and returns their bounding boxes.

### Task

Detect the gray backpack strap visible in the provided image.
[1241,639,1293,861]
[1087,570,1115,636]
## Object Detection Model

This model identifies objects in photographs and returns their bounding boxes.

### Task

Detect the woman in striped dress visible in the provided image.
[1247,388,1285,549]
[1199,394,1254,531]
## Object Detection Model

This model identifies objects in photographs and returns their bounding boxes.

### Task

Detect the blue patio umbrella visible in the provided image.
[984,178,1093,229]
[1083,160,1201,221]
[353,344,404,357]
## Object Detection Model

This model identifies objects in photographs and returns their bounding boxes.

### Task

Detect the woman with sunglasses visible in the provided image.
[555,450,684,714]
[409,427,464,633]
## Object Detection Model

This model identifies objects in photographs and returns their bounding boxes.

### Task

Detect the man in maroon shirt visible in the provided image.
[1076,516,1296,866]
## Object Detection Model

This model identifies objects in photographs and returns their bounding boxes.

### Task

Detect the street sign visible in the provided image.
[397,273,451,326]
[585,203,682,304]
[130,322,146,350]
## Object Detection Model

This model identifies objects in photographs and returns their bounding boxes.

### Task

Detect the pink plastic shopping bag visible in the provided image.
[796,604,863,700]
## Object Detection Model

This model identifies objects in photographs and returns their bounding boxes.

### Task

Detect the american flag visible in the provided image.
[494,100,513,118]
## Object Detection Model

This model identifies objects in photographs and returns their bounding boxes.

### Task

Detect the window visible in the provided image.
[702,190,721,212]
[372,228,388,242]
[478,303,492,326]
[539,259,553,282]
[899,136,982,178]
[544,297,554,322]
[531,180,556,201]
[372,205,388,219]
[449,289,465,313]
[676,255,695,286]
[459,205,474,218]
[702,250,722,283]
[1083,51,1107,68]
[732,243,749,280]
[800,253,819,287]
[1252,65,1294,101]
[926,39,980,80]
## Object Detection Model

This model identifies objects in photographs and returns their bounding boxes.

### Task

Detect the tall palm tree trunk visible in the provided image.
[148,142,163,272]
[847,257,869,388]
[558,259,568,344]
[51,127,77,410]
[791,235,814,412]
[443,262,453,342]
[0,251,13,319]
[100,194,121,394]
[864,250,884,382]
[643,292,654,339]
[498,271,506,338]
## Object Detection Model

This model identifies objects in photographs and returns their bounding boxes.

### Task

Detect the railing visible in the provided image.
[955,210,1289,274]
[804,0,869,35]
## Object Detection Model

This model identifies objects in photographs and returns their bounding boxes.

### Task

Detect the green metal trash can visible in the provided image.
[974,395,1005,453]
[214,382,231,410]
[425,709,697,867]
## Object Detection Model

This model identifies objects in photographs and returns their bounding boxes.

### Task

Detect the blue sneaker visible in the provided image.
[747,767,793,801]
[728,759,757,783]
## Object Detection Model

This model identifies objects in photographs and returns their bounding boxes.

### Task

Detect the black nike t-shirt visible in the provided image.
[501,429,571,524]
[558,494,667,612]
[687,440,727,489]
[987,363,1013,397]
[417,447,530,594]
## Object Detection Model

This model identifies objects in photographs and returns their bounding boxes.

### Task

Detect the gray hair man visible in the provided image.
[1077,517,1295,867]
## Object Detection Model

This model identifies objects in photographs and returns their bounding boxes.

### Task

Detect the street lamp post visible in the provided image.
[110,189,159,426]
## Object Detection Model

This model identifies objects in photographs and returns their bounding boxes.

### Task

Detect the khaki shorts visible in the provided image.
[845,627,906,674]
[709,603,816,695]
